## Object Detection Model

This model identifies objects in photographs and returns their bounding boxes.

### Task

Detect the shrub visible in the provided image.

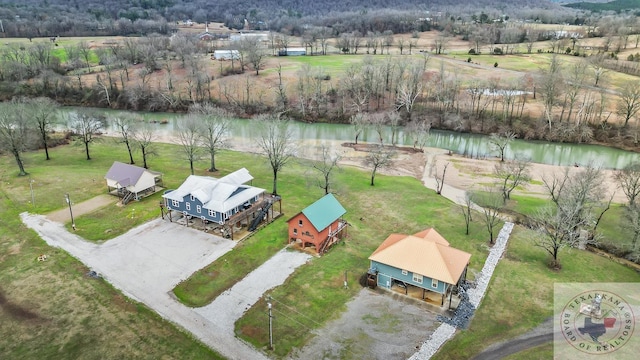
[468,48,476,54]
[493,47,503,55]
[494,62,498,67]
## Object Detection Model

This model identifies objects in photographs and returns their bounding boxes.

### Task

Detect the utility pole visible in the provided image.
[65,193,76,230]
[29,176,35,207]
[344,270,348,289]
[267,298,273,350]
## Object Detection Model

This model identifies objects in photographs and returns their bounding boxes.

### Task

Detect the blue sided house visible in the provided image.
[368,228,471,308]
[162,168,266,230]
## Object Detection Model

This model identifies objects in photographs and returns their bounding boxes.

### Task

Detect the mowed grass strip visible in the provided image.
[0,142,223,359]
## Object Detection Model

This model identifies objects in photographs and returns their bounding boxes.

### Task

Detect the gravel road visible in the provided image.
[21,213,310,360]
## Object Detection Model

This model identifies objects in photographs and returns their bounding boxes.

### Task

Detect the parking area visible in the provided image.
[289,288,440,360]
[91,219,236,294]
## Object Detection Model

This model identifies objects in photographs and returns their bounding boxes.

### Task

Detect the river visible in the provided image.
[61,107,640,169]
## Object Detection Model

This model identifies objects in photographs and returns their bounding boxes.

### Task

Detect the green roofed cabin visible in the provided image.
[287,193,348,255]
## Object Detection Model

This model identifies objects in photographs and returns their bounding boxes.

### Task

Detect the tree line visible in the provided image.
[0,0,575,38]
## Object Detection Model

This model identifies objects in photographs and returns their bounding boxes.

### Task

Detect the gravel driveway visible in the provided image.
[21,213,310,360]
[289,289,439,360]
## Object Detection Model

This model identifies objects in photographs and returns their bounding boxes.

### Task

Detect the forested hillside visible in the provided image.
[0,0,572,37]
[564,0,640,12]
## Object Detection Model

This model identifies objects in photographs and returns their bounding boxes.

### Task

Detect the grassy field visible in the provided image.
[229,163,498,357]
[0,140,225,359]
[3,130,639,359]
[432,225,640,359]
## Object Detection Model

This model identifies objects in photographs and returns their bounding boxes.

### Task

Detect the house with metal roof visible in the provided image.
[105,161,163,204]
[162,168,265,226]
[368,228,471,307]
[287,193,348,255]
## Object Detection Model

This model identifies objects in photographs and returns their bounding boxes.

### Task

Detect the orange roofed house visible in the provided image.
[287,193,348,255]
[368,228,471,307]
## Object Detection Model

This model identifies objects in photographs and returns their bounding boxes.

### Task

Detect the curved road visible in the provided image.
[471,333,553,360]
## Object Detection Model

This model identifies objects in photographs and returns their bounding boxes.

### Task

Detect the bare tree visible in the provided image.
[396,37,406,55]
[588,54,609,87]
[472,187,503,245]
[77,41,93,74]
[28,97,59,161]
[460,191,474,235]
[175,115,204,175]
[0,101,32,176]
[494,158,531,202]
[431,160,449,195]
[489,131,516,162]
[387,111,402,146]
[190,103,231,172]
[624,204,640,251]
[406,120,430,150]
[614,162,640,206]
[433,33,449,55]
[313,145,342,195]
[364,145,394,186]
[617,82,640,127]
[537,165,607,267]
[69,111,105,160]
[534,203,587,269]
[112,115,138,165]
[350,112,367,144]
[133,123,156,169]
[255,114,296,195]
[241,37,267,75]
[538,54,563,130]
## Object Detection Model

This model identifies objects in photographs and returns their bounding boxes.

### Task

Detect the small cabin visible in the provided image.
[287,193,347,254]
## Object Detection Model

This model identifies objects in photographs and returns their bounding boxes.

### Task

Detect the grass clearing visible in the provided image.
[0,141,224,359]
[232,163,494,357]
[432,225,640,359]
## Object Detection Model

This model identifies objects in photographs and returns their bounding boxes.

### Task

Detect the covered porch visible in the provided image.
[160,195,282,241]
[390,280,462,310]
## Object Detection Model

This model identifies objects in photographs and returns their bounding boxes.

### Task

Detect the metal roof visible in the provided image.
[299,193,346,231]
[105,161,146,187]
[163,169,264,213]
[369,228,471,285]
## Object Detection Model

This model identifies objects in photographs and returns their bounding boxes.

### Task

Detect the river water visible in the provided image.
[61,107,640,169]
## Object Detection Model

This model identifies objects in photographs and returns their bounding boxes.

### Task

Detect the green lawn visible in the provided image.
[0,140,223,359]
[231,161,495,357]
[432,225,640,359]
[4,134,638,360]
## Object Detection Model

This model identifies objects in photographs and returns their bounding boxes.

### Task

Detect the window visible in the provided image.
[401,269,408,276]
[432,278,438,289]
[186,202,191,211]
[412,273,423,284]
[208,209,215,217]
[293,228,298,235]
[298,219,303,227]
[190,195,195,201]
[196,205,201,213]
[172,200,179,207]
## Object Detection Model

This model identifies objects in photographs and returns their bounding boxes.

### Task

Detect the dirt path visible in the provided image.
[46,194,116,222]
